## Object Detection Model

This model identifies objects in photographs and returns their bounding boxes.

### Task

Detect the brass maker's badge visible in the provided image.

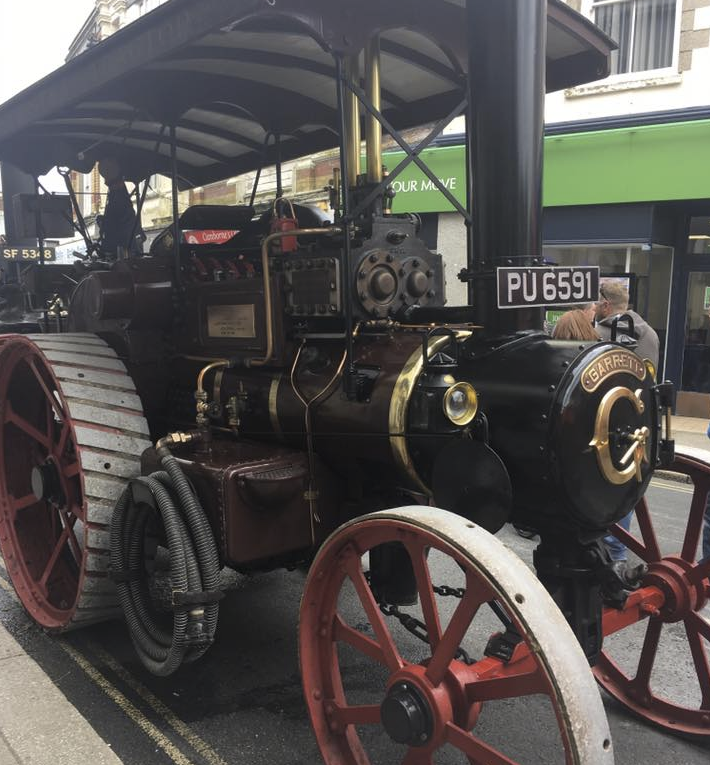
[581,349,646,393]
[590,387,650,486]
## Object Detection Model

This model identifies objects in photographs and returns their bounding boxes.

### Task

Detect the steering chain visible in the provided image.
[365,573,523,666]
[365,572,474,664]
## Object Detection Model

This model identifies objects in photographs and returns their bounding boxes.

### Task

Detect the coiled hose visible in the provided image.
[110,449,222,676]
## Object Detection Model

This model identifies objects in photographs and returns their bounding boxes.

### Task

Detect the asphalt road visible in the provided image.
[0,478,708,765]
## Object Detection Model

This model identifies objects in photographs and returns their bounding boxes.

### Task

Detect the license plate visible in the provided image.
[497,266,599,309]
[1,246,56,263]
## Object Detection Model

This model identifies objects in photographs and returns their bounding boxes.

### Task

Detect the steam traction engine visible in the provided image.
[0,1,708,762]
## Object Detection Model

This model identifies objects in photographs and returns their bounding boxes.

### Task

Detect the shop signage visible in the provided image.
[497,266,599,309]
[704,286,710,311]
[1,246,56,262]
[381,145,467,215]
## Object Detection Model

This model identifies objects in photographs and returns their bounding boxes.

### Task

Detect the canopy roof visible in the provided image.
[0,0,614,188]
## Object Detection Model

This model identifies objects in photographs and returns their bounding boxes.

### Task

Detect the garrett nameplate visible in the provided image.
[581,350,646,393]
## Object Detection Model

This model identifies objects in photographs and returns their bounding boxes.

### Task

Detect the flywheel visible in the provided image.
[0,332,151,632]
[300,506,614,764]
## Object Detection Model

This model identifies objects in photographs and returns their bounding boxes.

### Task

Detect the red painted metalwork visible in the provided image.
[596,450,710,737]
[0,335,85,630]
[300,517,580,763]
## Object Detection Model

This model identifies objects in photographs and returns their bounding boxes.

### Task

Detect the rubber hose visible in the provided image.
[110,460,222,676]
[111,476,189,675]
[160,454,221,656]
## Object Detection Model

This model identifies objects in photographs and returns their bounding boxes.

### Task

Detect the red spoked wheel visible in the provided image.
[300,506,614,764]
[0,333,150,631]
[596,448,710,737]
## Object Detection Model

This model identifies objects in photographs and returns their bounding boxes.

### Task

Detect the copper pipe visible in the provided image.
[288,323,361,544]
[197,360,230,394]
[365,36,382,184]
[250,227,343,367]
[345,54,361,187]
[195,360,230,426]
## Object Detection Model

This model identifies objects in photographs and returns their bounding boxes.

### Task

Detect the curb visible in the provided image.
[654,469,692,485]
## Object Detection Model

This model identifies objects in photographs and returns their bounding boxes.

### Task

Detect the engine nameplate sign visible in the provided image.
[207,304,256,338]
[581,350,646,393]
[497,266,599,309]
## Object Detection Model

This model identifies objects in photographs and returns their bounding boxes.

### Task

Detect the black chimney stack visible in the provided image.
[466,0,547,334]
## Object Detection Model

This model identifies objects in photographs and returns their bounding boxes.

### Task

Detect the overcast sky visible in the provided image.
[0,1,97,105]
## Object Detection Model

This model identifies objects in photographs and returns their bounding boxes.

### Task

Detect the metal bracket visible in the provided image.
[654,381,676,467]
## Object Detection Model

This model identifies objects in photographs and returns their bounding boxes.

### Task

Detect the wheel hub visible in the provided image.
[31,458,64,504]
[645,556,706,622]
[380,681,433,747]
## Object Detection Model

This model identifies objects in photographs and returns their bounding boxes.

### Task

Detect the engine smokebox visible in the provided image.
[459,334,660,532]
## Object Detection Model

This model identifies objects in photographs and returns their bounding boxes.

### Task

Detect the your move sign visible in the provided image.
[497,266,599,309]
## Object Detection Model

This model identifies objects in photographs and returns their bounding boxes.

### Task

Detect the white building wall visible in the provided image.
[124,0,169,25]
[546,0,710,122]
[437,214,468,307]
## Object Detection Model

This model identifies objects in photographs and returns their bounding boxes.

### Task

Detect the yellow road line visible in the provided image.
[0,574,18,602]
[650,480,694,494]
[0,569,212,765]
[58,640,197,765]
[87,641,229,765]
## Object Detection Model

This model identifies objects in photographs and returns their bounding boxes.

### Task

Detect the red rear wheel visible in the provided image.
[596,449,710,737]
[0,333,150,631]
[300,507,613,764]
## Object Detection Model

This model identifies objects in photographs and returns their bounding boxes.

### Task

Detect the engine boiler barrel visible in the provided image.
[195,328,659,535]
[218,333,427,484]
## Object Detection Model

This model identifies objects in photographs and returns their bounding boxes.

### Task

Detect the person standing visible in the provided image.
[552,308,600,341]
[595,281,660,580]
[97,157,143,259]
[595,281,659,366]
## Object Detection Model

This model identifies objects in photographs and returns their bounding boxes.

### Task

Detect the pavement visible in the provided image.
[658,415,710,481]
[0,415,708,765]
[670,415,709,451]
[0,618,122,765]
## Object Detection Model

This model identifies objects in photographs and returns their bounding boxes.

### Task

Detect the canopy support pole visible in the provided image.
[169,124,181,286]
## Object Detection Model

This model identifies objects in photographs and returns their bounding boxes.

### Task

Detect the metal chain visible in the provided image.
[366,573,474,665]
[433,584,465,599]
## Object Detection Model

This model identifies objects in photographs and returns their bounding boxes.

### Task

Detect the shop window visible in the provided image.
[542,243,673,375]
[588,0,680,75]
[689,216,710,256]
[681,272,710,394]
